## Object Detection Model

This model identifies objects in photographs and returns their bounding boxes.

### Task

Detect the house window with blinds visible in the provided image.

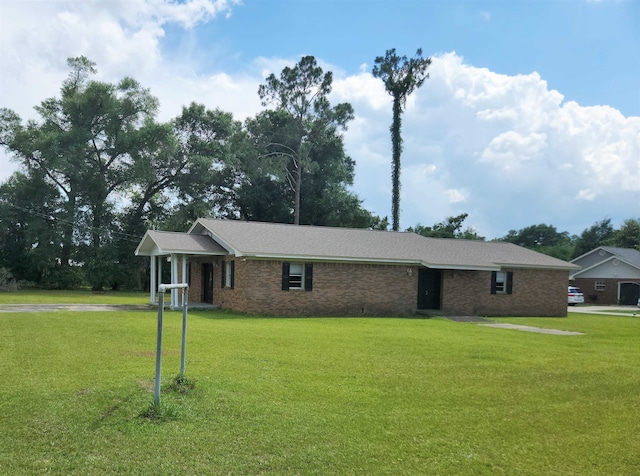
[491,271,513,295]
[282,262,313,291]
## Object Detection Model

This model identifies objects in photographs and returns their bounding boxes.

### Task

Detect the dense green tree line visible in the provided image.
[497,218,640,260]
[0,56,380,290]
[1,56,637,291]
[410,214,639,261]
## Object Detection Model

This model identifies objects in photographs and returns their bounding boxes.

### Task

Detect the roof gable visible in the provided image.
[571,246,640,279]
[570,246,640,278]
[600,246,640,268]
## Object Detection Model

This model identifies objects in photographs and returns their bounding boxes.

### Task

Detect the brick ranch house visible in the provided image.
[570,246,640,305]
[135,219,579,317]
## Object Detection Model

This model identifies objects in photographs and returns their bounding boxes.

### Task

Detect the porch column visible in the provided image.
[171,253,179,308]
[157,257,163,303]
[150,256,157,304]
[181,254,188,306]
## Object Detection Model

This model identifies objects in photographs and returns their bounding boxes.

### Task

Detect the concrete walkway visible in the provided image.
[478,323,585,335]
[473,305,637,335]
[0,304,152,313]
[0,303,219,313]
[568,305,638,317]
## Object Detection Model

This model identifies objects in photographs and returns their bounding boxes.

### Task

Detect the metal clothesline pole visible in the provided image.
[154,283,189,406]
[180,286,188,375]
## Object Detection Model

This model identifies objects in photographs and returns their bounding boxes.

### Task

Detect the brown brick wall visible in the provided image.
[573,278,637,305]
[441,268,568,317]
[173,257,218,304]
[215,260,417,316]
[193,259,569,317]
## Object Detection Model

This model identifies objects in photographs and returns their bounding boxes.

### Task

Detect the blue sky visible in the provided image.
[167,0,639,116]
[1,0,638,239]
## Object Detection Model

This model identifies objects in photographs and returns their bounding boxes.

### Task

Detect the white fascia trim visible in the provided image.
[240,253,420,265]
[165,249,228,256]
[570,246,610,264]
[134,230,154,256]
[190,220,238,256]
[495,262,580,271]
[425,263,500,271]
[202,230,238,255]
[136,249,228,257]
[238,254,502,271]
[186,219,204,234]
[570,257,613,278]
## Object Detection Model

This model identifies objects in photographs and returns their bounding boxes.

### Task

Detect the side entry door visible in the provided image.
[202,263,214,304]
[417,268,442,310]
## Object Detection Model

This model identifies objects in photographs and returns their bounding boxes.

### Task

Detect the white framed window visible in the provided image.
[595,281,605,291]
[288,263,304,289]
[491,271,513,295]
[221,260,234,289]
[282,262,313,291]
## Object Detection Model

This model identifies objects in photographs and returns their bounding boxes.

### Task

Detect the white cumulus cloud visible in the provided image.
[0,6,637,239]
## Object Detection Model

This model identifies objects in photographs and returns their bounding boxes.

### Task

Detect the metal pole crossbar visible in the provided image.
[154,283,189,405]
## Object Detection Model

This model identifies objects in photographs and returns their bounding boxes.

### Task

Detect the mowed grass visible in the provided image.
[1,307,639,475]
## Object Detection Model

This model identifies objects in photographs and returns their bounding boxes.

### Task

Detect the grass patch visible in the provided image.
[166,373,197,395]
[0,308,638,474]
[0,289,148,304]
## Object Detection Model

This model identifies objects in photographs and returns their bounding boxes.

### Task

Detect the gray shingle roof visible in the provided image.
[600,246,640,268]
[186,219,578,271]
[135,230,228,256]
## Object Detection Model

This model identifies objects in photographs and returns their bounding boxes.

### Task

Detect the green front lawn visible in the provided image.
[1,308,638,475]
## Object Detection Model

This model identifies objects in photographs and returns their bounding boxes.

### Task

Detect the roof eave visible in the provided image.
[137,249,228,257]
[496,262,580,271]
[238,254,502,271]
[134,231,154,256]
[240,253,422,266]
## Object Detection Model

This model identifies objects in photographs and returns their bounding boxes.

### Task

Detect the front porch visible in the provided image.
[134,229,229,310]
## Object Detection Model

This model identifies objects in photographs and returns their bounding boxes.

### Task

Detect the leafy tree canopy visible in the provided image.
[257,56,354,225]
[0,56,380,289]
[408,213,485,240]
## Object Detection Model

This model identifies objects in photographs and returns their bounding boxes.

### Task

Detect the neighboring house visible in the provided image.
[570,246,640,305]
[135,219,579,317]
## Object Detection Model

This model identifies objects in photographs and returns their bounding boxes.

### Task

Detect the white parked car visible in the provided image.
[568,286,584,305]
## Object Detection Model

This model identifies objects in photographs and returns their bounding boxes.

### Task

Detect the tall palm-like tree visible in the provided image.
[373,48,431,231]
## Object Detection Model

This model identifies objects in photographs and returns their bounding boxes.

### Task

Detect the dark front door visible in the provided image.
[417,268,442,310]
[619,282,640,305]
[202,263,214,304]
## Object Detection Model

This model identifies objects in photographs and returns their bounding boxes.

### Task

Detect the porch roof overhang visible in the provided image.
[134,230,229,257]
